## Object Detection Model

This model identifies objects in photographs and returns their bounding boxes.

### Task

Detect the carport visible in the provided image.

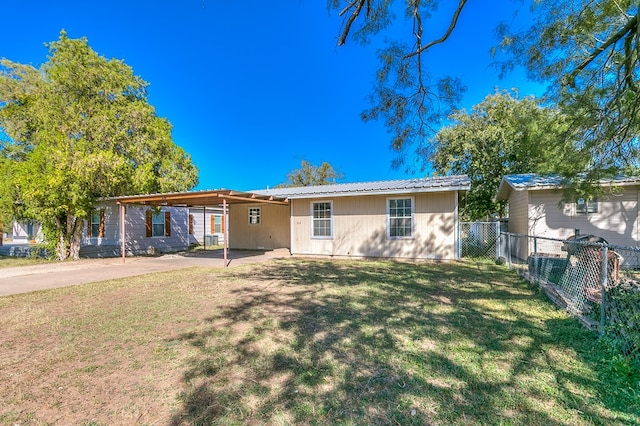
[114,189,289,266]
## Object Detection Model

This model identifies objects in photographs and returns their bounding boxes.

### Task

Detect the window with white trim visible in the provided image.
[248,208,261,224]
[576,197,598,214]
[312,201,332,238]
[387,197,414,238]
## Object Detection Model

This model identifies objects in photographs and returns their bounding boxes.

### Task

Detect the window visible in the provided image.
[87,209,104,238]
[576,197,598,214]
[146,210,171,237]
[213,215,223,233]
[210,214,225,233]
[387,198,414,239]
[312,201,332,238]
[249,208,261,224]
[152,212,165,236]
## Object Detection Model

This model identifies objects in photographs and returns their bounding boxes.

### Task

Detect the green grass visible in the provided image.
[0,255,53,269]
[0,259,638,425]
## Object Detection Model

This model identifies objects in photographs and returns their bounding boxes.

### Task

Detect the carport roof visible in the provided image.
[112,189,289,207]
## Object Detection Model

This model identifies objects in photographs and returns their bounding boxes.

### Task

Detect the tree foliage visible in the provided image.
[278,160,343,187]
[495,0,639,180]
[432,90,569,219]
[330,0,639,178]
[0,31,198,260]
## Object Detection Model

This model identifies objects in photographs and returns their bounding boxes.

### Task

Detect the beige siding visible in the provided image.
[228,203,290,250]
[290,192,457,260]
[528,188,639,248]
[508,189,529,235]
[506,189,531,260]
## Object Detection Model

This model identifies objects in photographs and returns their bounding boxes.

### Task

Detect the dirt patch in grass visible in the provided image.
[1,259,638,425]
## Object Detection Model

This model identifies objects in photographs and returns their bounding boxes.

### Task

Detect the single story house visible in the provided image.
[104,175,470,261]
[2,176,470,261]
[246,176,470,260]
[496,173,640,258]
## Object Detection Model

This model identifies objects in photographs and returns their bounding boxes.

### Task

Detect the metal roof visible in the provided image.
[496,173,640,200]
[253,175,470,199]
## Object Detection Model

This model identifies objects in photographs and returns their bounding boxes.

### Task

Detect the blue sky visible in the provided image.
[1,1,545,191]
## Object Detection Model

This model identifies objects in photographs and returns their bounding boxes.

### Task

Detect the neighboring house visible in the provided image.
[187,207,226,246]
[495,173,640,258]
[241,175,470,260]
[2,220,43,243]
[80,200,190,257]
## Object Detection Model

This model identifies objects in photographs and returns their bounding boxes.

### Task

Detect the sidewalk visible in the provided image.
[0,250,286,296]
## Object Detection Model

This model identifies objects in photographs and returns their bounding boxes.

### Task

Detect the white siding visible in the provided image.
[188,207,226,245]
[81,201,190,256]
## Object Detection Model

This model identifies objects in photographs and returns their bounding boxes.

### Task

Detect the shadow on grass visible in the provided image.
[169,259,639,425]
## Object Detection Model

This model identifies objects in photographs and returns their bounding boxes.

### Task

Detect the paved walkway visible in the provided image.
[0,250,287,296]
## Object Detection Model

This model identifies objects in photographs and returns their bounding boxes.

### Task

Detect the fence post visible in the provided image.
[533,237,538,283]
[600,245,608,336]
[506,233,511,268]
[495,223,500,261]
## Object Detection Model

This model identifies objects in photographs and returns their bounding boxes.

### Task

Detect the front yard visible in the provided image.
[0,259,638,425]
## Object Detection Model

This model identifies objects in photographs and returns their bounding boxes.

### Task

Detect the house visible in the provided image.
[112,175,470,261]
[2,220,43,243]
[241,175,470,260]
[4,175,470,261]
[495,173,640,258]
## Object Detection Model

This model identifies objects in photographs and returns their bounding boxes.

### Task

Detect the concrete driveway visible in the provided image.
[0,249,287,296]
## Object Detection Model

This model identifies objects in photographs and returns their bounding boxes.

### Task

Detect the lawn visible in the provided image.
[0,259,638,425]
[0,255,53,269]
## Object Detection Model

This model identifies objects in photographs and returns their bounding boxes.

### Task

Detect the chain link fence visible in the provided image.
[501,232,640,362]
[459,222,500,259]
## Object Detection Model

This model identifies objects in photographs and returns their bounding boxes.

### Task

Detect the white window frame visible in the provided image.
[248,207,261,225]
[576,197,598,214]
[311,200,333,239]
[152,211,165,237]
[387,197,415,240]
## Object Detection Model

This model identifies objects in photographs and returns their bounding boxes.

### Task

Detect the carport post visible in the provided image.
[223,198,228,266]
[120,203,126,263]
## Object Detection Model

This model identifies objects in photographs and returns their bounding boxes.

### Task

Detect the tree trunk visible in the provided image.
[54,213,84,261]
[68,217,84,260]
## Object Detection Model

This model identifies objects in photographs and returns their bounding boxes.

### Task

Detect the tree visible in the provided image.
[278,160,343,187]
[330,1,639,177]
[495,0,639,181]
[0,31,198,260]
[432,90,569,220]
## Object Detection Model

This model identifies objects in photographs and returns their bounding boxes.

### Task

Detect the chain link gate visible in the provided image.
[459,222,500,260]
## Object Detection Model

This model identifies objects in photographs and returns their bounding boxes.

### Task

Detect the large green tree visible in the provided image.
[432,90,569,220]
[330,1,639,177]
[277,160,343,187]
[0,31,198,260]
